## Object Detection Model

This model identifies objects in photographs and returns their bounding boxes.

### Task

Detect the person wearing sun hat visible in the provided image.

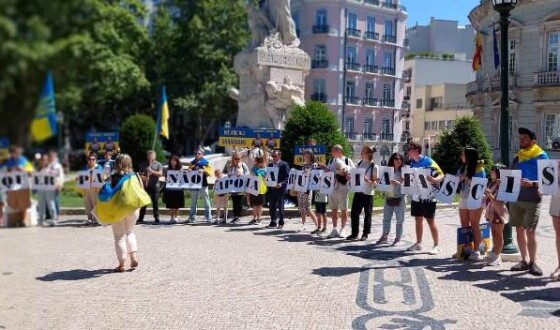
[509,127,549,276]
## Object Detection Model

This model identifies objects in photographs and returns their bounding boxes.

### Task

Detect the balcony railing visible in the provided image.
[404,38,409,47]
[383,35,397,43]
[363,98,379,106]
[364,0,380,5]
[403,95,410,101]
[346,96,361,105]
[345,132,358,140]
[466,75,505,95]
[346,28,361,38]
[364,31,379,41]
[311,59,329,69]
[382,2,398,9]
[535,71,560,86]
[380,132,394,141]
[312,25,329,34]
[381,99,395,107]
[381,67,396,76]
[363,65,379,73]
[346,62,361,71]
[310,93,327,103]
[343,132,395,142]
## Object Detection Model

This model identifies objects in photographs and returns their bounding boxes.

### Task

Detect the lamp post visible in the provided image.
[56,111,64,160]
[492,0,518,254]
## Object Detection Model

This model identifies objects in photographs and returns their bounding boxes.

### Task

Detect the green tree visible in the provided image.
[120,114,164,169]
[0,0,150,145]
[281,101,350,167]
[432,116,493,174]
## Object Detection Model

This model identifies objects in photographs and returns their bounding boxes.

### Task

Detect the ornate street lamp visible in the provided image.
[492,0,518,254]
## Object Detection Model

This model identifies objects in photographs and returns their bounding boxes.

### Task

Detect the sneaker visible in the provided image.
[510,260,530,271]
[359,234,368,241]
[248,219,257,225]
[318,228,326,237]
[407,243,422,251]
[212,220,219,225]
[429,246,441,255]
[392,237,401,246]
[551,268,560,281]
[169,218,177,224]
[338,227,347,238]
[468,251,483,262]
[528,262,543,276]
[278,224,284,229]
[255,219,262,225]
[375,235,389,245]
[266,222,278,228]
[48,220,56,227]
[230,218,240,224]
[345,235,358,241]
[186,217,195,224]
[326,228,339,239]
[298,224,307,232]
[85,219,92,225]
[486,254,502,267]
[310,228,320,235]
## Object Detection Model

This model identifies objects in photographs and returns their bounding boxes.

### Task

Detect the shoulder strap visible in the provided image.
[345,157,349,165]
[368,163,375,179]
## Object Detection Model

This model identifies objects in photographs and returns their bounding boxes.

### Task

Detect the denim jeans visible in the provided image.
[382,197,405,237]
[189,187,211,220]
[38,190,57,224]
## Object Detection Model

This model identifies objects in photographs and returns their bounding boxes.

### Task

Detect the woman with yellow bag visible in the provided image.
[248,155,267,225]
[93,154,150,272]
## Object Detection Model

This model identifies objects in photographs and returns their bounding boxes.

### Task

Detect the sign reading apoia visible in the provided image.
[166,170,203,190]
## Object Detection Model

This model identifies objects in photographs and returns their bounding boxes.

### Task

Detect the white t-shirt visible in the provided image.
[356,160,378,196]
[327,157,355,190]
[48,160,64,188]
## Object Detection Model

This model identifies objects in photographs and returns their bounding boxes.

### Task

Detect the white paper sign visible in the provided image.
[466,177,488,209]
[213,177,229,195]
[76,170,92,189]
[319,171,335,195]
[295,170,309,193]
[0,172,30,191]
[33,172,57,191]
[265,167,279,187]
[538,159,558,195]
[377,166,395,193]
[228,175,247,194]
[415,168,433,198]
[90,169,105,188]
[349,168,366,193]
[286,169,297,191]
[166,170,183,190]
[245,175,260,196]
[182,171,203,190]
[435,174,460,204]
[497,169,521,202]
[308,169,323,191]
[401,166,417,195]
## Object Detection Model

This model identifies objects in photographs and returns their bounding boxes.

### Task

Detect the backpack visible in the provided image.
[330,157,351,184]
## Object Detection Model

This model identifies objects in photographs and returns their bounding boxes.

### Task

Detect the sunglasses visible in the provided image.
[89,158,96,161]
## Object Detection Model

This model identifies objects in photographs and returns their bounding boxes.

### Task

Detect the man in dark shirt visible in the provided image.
[266,150,290,229]
[137,150,163,224]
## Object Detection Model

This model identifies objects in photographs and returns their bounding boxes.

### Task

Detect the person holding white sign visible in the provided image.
[248,156,267,225]
[377,153,406,246]
[509,128,549,276]
[266,150,290,229]
[347,146,378,241]
[406,142,444,255]
[456,147,487,261]
[484,164,509,266]
[82,152,103,225]
[223,152,249,223]
[137,150,163,224]
[163,155,185,224]
[549,160,560,281]
[296,149,318,232]
[324,144,355,238]
[187,149,214,223]
[36,155,57,226]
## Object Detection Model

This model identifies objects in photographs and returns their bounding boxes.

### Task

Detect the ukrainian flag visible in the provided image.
[31,72,57,142]
[156,85,169,140]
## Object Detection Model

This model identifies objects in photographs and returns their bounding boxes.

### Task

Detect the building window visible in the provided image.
[383,83,393,100]
[405,121,410,131]
[548,32,560,71]
[365,82,374,99]
[424,122,429,130]
[347,46,357,63]
[345,117,355,133]
[509,39,516,74]
[383,52,393,68]
[347,12,357,30]
[430,97,443,110]
[364,117,373,134]
[292,13,299,36]
[406,86,411,96]
[382,118,391,134]
[346,80,356,97]
[313,79,326,94]
[314,44,326,60]
[416,98,423,109]
[316,9,328,26]
[367,16,375,33]
[366,49,375,66]
[545,114,560,147]
[446,120,454,129]
[384,20,393,36]
[438,120,445,130]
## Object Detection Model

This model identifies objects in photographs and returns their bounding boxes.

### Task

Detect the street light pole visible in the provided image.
[492,0,518,255]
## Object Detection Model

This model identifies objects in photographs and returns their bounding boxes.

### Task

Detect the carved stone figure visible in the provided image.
[259,0,300,47]
[265,76,305,129]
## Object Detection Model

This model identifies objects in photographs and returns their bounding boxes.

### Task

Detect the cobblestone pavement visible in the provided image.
[1,197,559,329]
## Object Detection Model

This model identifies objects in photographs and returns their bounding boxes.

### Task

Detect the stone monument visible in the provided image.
[231,0,311,130]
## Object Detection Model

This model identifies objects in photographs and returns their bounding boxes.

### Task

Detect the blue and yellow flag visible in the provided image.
[156,85,169,140]
[31,72,57,142]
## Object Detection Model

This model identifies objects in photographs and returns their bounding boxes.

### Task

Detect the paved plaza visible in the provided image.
[1,198,560,329]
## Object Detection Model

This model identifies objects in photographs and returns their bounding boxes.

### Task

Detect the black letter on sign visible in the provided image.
[268,171,276,183]
[354,174,361,186]
[383,172,390,185]
[444,180,455,196]
[471,184,483,199]
[191,173,202,184]
[505,176,515,193]
[418,174,429,189]
[323,175,332,189]
[542,166,555,186]
[403,173,412,187]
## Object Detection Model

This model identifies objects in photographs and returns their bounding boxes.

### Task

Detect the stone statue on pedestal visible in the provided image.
[232,0,310,130]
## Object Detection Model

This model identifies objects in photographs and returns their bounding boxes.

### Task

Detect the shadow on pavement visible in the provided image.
[226,227,266,232]
[311,266,365,277]
[36,268,114,281]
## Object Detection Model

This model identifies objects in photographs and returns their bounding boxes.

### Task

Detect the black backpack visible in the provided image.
[331,157,350,184]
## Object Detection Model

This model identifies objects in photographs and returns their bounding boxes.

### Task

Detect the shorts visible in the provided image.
[458,198,467,210]
[249,194,265,207]
[411,200,437,219]
[315,202,327,214]
[509,201,540,229]
[550,194,560,217]
[328,188,349,211]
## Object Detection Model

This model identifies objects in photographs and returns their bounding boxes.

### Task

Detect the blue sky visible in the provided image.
[401,0,481,27]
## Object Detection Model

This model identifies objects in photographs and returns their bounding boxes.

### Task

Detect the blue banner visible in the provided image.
[294,144,326,165]
[218,127,281,148]
[85,132,119,154]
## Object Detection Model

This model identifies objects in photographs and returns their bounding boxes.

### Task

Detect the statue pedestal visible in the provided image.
[233,37,311,130]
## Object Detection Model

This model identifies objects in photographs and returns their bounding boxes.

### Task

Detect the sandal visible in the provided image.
[551,268,560,281]
[114,265,126,273]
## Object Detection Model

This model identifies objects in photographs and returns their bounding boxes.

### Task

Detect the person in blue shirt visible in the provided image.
[509,127,549,276]
[406,142,444,255]
[457,147,487,261]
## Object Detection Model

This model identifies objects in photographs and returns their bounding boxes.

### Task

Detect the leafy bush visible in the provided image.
[281,101,350,167]
[432,116,493,175]
[120,114,165,169]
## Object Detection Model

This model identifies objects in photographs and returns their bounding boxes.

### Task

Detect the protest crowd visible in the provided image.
[1,128,560,280]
